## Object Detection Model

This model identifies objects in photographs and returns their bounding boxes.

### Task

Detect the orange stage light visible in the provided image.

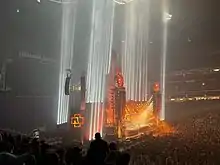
[153,82,160,92]
[71,114,84,128]
[105,99,174,138]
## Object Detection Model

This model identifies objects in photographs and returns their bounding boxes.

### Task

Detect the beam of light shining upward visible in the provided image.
[160,0,170,120]
[57,1,78,125]
[86,0,115,140]
[122,0,150,101]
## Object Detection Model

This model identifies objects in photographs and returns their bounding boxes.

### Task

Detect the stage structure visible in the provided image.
[152,82,161,117]
[58,0,172,140]
[103,51,126,139]
[68,54,169,140]
[113,72,126,138]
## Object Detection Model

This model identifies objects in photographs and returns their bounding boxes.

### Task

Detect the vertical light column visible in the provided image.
[57,1,78,125]
[86,0,115,140]
[160,0,171,120]
[122,0,150,101]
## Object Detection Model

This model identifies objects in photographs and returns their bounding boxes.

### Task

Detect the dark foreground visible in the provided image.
[1,108,220,165]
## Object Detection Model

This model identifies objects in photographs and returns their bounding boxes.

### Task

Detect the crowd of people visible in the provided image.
[1,111,220,165]
[125,112,220,165]
[0,130,130,165]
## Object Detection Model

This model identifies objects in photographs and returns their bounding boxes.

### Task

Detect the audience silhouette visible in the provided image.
[88,133,109,165]
[0,131,131,165]
[1,112,220,165]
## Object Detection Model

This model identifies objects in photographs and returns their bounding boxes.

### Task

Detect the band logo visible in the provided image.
[71,114,84,128]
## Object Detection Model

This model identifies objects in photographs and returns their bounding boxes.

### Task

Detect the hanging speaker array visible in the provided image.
[64,76,71,95]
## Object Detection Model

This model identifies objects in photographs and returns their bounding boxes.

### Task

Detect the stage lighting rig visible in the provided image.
[113,0,136,5]
[49,0,77,4]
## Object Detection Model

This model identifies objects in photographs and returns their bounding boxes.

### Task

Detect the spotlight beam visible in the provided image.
[122,0,150,101]
[86,0,115,140]
[57,1,78,125]
[160,0,170,120]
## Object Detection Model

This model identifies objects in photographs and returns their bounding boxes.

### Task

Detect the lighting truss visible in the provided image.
[49,0,77,4]
[113,0,136,5]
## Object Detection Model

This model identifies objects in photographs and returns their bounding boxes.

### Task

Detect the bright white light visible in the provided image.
[37,0,41,3]
[57,3,77,125]
[86,0,115,140]
[163,12,172,23]
[160,1,169,120]
[213,68,220,72]
[16,9,20,13]
[188,37,192,42]
[122,0,150,101]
